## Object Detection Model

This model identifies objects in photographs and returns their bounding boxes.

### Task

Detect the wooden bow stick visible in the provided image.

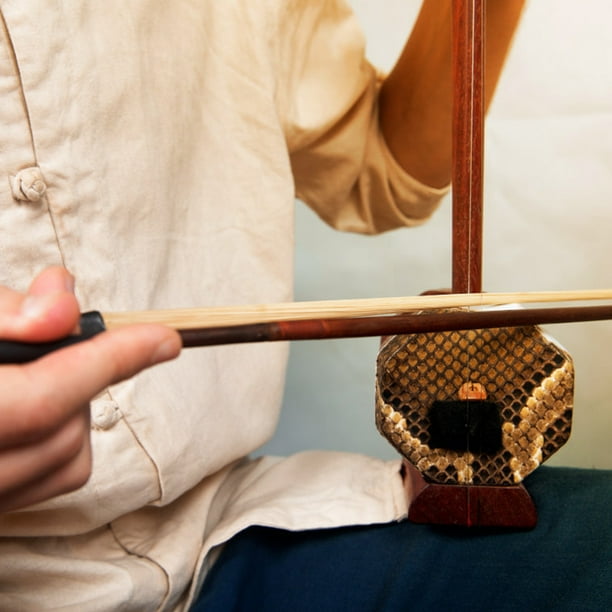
[103,289,612,330]
[1,289,611,364]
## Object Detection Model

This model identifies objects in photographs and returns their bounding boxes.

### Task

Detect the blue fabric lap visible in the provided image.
[193,467,611,611]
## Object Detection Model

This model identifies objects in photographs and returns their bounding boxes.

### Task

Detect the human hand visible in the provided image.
[0,267,181,512]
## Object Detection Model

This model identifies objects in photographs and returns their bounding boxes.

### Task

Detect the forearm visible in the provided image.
[379,0,525,188]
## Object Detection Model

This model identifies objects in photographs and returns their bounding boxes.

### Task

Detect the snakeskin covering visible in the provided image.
[375,324,574,485]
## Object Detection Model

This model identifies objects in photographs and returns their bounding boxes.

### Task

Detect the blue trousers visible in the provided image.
[193,467,611,611]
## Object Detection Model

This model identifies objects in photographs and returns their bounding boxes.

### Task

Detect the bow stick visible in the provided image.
[1,290,612,363]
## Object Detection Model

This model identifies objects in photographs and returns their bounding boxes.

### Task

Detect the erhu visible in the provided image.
[377,0,569,528]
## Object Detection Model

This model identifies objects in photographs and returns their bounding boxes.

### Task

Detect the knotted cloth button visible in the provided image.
[91,399,122,431]
[9,166,47,202]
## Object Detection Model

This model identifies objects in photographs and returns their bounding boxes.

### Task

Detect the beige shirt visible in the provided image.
[0,1,445,609]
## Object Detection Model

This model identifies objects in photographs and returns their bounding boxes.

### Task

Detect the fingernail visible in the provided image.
[20,294,52,320]
[151,337,181,365]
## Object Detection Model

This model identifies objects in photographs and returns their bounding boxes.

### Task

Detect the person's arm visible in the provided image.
[0,267,181,513]
[379,0,525,188]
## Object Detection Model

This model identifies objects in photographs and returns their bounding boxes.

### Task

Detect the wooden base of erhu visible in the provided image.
[402,460,537,529]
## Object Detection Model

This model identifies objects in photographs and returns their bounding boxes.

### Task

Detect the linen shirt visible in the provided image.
[0,1,445,609]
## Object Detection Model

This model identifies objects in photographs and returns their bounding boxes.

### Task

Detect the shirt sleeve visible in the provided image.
[273,0,448,235]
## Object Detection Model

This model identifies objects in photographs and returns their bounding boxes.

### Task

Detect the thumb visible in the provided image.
[0,267,81,342]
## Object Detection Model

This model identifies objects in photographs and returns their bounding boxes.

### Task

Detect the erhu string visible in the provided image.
[451,0,485,517]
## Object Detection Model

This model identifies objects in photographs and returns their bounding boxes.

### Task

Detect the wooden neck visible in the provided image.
[452,0,484,293]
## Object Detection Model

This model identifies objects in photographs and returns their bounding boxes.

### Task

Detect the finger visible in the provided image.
[0,324,181,446]
[26,266,75,296]
[0,418,92,513]
[0,267,80,342]
[0,286,23,312]
[0,409,89,493]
